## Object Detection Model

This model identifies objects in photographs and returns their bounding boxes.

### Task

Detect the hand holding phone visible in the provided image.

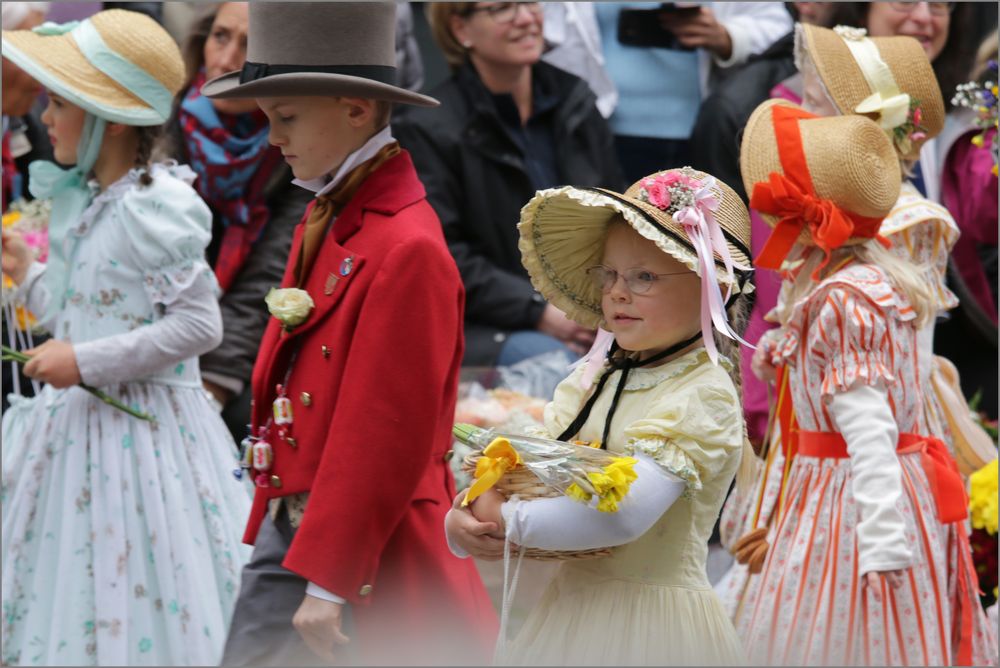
[657,4,733,60]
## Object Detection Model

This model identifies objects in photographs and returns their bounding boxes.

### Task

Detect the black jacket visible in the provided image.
[688,32,797,203]
[394,61,624,366]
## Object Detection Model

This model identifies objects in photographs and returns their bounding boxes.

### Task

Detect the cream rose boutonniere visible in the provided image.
[265,287,315,331]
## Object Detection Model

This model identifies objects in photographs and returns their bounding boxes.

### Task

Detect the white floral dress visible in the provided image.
[1,165,251,666]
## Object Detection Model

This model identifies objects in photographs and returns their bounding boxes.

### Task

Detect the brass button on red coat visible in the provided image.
[286,437,298,448]
[270,475,283,488]
[359,584,373,597]
[321,345,331,359]
[300,392,312,407]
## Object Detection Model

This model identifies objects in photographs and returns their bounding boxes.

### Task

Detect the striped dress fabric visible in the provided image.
[739,264,997,666]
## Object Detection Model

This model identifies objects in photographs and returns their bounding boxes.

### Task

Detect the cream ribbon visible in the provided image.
[835,26,910,130]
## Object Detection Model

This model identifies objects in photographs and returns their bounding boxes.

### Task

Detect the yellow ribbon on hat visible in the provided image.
[462,438,522,506]
[834,25,911,130]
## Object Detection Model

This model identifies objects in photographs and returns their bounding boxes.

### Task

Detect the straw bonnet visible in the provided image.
[740,99,901,272]
[796,23,944,160]
[203,2,438,107]
[518,167,753,330]
[1,9,184,125]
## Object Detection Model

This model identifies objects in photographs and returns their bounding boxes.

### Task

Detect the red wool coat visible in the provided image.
[246,151,496,663]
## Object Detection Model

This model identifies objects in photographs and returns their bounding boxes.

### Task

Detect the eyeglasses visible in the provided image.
[467,2,543,24]
[586,265,693,295]
[888,2,955,16]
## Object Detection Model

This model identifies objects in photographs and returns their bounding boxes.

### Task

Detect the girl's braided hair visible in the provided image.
[134,125,163,186]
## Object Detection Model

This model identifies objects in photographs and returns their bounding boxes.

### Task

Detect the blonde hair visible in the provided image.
[427,3,476,69]
[774,241,934,329]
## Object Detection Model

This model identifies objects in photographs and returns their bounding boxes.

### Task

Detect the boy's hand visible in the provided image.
[23,340,81,388]
[1,228,32,285]
[445,490,507,560]
[293,595,350,662]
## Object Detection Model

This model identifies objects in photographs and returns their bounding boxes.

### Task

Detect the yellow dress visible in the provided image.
[501,349,747,666]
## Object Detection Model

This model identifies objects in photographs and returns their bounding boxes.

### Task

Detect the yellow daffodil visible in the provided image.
[463,437,521,506]
[969,459,998,535]
[2,211,22,228]
[565,483,592,504]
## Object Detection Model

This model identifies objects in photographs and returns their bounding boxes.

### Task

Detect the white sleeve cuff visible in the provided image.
[501,454,685,551]
[305,582,346,605]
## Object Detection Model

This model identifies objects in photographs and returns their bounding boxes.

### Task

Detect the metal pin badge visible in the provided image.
[339,256,354,276]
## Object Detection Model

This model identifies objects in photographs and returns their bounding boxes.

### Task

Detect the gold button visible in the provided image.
[358,584,373,597]
[443,449,455,462]
[321,345,331,359]
[300,392,312,407]
[270,475,283,488]
[286,437,298,448]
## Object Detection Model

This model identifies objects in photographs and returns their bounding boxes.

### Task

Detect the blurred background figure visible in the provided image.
[2,1,51,413]
[158,1,310,442]
[395,2,623,368]
[541,2,618,118]
[396,2,425,91]
[594,1,792,182]
[936,30,998,418]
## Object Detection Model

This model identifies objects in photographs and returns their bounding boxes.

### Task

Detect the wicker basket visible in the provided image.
[461,453,611,561]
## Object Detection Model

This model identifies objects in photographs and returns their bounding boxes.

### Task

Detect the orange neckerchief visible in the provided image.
[294,142,401,287]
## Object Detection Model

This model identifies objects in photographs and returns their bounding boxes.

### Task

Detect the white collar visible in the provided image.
[293,125,396,197]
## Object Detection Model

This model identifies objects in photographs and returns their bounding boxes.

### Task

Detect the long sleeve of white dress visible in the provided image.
[828,382,914,576]
[73,269,222,388]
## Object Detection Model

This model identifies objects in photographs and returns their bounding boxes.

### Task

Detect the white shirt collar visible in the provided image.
[293,125,396,197]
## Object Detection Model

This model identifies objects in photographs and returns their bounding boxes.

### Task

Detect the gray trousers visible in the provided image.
[221,507,355,666]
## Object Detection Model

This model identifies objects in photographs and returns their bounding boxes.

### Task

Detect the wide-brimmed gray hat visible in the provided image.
[202,2,438,107]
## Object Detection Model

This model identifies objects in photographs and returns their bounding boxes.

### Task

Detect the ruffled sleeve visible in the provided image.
[805,281,909,399]
[118,164,216,306]
[621,375,743,492]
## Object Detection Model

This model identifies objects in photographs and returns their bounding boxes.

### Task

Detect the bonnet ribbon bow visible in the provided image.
[750,105,888,278]
[673,176,753,364]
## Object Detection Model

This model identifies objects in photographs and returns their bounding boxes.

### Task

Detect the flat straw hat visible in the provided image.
[518,167,752,330]
[797,23,944,160]
[740,99,900,263]
[1,9,184,125]
[203,2,438,107]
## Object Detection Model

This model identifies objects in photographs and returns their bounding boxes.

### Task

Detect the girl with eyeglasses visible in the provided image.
[446,167,756,665]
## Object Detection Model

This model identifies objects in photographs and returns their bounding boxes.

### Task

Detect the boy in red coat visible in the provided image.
[203,3,497,665]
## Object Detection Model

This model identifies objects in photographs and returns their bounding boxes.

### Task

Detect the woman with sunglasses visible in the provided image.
[395,2,624,370]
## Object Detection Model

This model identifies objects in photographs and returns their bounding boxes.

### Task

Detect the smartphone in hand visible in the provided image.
[617,4,699,50]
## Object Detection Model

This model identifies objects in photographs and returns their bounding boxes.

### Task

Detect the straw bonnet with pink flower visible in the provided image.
[518,166,754,369]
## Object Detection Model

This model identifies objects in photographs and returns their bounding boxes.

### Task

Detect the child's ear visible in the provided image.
[104,122,130,137]
[341,97,376,128]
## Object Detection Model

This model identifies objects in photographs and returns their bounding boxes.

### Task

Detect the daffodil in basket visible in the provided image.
[455,423,639,515]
